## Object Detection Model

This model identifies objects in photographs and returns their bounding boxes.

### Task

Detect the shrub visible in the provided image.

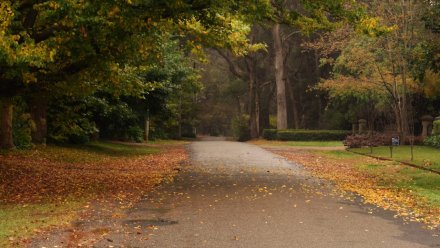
[262,129,277,140]
[13,113,34,149]
[433,120,440,135]
[127,126,144,143]
[424,135,440,149]
[231,115,251,142]
[344,134,387,148]
[276,129,350,141]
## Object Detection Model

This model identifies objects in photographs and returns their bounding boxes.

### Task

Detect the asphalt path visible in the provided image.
[93,141,439,248]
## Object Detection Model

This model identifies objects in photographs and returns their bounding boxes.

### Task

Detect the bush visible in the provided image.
[344,134,387,148]
[13,113,34,149]
[263,129,278,140]
[127,126,144,143]
[424,135,440,148]
[276,129,350,141]
[433,120,440,135]
[231,115,251,142]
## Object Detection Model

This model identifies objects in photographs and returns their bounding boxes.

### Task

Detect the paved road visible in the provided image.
[91,141,440,247]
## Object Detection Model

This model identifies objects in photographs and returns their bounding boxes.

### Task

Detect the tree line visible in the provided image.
[1,1,439,149]
[199,0,440,141]
[0,0,270,149]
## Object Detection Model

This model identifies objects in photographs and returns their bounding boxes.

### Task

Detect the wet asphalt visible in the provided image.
[91,141,440,248]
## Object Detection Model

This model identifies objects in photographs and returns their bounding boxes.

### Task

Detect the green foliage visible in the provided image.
[433,120,440,135]
[263,129,278,140]
[127,126,144,143]
[12,113,33,149]
[231,115,251,142]
[267,129,350,141]
[424,135,440,149]
[90,96,140,141]
[48,97,98,144]
[12,100,33,149]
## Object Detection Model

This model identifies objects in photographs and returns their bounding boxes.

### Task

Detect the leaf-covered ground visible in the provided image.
[0,141,188,247]
[268,148,440,230]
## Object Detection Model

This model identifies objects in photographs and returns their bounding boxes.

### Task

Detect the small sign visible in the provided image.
[391,137,400,146]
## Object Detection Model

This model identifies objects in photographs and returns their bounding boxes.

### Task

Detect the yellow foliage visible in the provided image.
[423,70,440,98]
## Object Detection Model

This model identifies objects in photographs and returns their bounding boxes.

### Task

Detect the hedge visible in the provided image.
[262,129,278,140]
[263,129,350,141]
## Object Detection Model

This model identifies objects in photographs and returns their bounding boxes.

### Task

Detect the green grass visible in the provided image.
[317,150,359,159]
[83,142,159,157]
[351,146,440,170]
[396,167,440,205]
[284,141,343,147]
[0,199,86,248]
[316,149,440,207]
[253,140,343,147]
[2,141,160,163]
[361,164,440,206]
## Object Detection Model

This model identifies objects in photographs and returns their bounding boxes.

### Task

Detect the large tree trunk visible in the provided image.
[286,77,300,129]
[247,58,260,138]
[144,109,150,142]
[272,23,288,130]
[0,98,15,149]
[30,94,48,144]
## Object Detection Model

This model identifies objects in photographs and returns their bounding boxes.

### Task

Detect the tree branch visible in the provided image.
[215,49,247,80]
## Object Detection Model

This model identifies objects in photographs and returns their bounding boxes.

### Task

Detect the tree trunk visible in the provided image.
[30,95,48,144]
[286,77,300,129]
[0,98,15,149]
[144,109,150,142]
[272,23,288,130]
[248,58,260,138]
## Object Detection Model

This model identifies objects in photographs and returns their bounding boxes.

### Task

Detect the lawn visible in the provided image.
[0,141,187,247]
[321,149,440,207]
[259,142,440,228]
[0,200,85,247]
[351,146,440,171]
[250,140,344,147]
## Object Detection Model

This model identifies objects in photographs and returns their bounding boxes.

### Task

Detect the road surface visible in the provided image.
[30,140,440,247]
[95,141,439,247]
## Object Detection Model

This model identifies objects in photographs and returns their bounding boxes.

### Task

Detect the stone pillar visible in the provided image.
[421,115,434,137]
[358,119,367,134]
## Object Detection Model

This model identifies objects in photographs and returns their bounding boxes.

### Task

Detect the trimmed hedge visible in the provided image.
[262,129,278,140]
[263,129,350,141]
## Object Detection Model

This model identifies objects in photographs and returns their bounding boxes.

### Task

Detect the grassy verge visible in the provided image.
[0,200,86,247]
[351,146,440,170]
[321,150,440,207]
[250,140,344,147]
[0,141,187,247]
[260,142,440,229]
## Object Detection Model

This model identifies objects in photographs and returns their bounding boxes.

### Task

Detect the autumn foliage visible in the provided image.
[0,143,187,204]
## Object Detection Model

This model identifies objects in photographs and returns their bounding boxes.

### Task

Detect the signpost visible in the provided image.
[390,136,400,158]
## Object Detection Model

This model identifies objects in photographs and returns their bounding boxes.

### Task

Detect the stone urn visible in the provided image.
[420,115,434,137]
